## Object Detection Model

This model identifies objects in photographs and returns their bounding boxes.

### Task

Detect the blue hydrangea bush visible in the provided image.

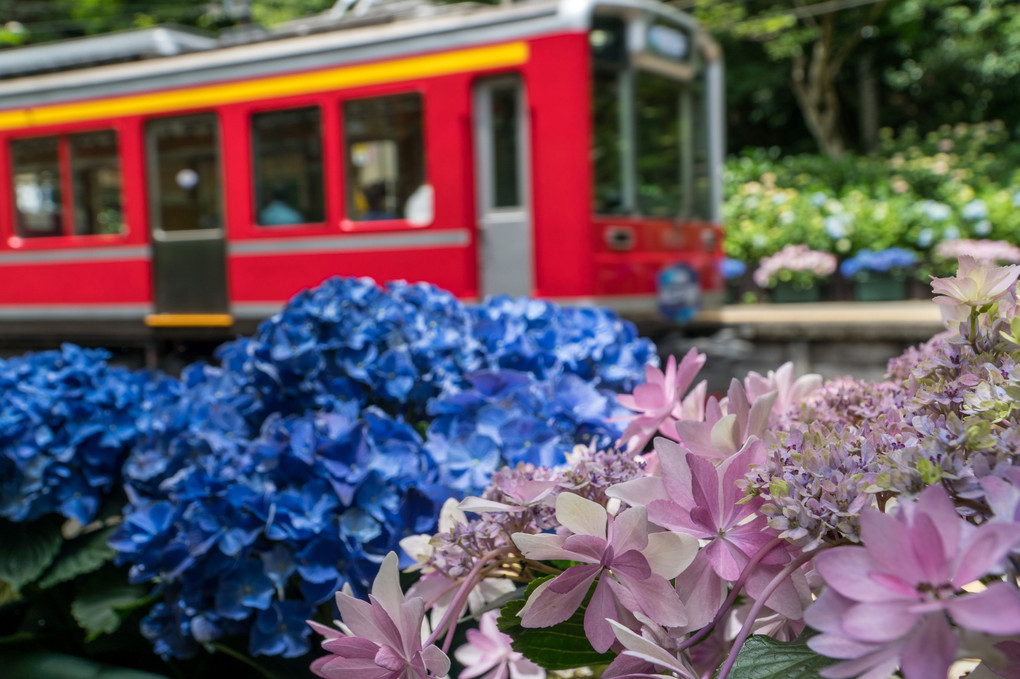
[0,344,145,525]
[54,277,653,662]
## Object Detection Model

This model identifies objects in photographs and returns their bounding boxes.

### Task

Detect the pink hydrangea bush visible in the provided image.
[935,238,1020,267]
[753,244,837,290]
[308,256,1020,679]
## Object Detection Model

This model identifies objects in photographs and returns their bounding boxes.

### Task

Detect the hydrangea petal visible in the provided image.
[555,493,607,541]
[946,583,1020,635]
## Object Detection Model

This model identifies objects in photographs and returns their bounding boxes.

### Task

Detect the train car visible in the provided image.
[0,0,724,341]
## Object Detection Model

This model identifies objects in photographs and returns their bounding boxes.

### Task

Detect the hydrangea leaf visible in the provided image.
[0,579,19,606]
[1,650,171,678]
[0,516,64,592]
[497,576,614,671]
[71,582,150,642]
[38,525,118,590]
[720,633,835,679]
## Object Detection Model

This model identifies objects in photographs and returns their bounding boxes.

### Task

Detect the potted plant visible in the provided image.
[720,257,747,304]
[839,247,918,301]
[753,244,836,303]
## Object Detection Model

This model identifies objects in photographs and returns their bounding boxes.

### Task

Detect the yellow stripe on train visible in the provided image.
[0,41,530,131]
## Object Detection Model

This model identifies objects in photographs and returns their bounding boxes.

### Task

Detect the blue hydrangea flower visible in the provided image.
[961,199,988,221]
[106,276,653,660]
[720,258,746,280]
[823,214,850,240]
[919,200,952,222]
[840,248,918,278]
[0,344,145,524]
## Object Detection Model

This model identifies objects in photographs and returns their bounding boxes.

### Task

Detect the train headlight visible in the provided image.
[701,228,717,251]
[605,225,635,251]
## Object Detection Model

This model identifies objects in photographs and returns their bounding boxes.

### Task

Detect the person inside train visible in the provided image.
[361,181,397,220]
[260,187,304,225]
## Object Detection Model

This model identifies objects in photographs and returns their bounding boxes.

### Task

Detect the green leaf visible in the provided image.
[1,650,171,678]
[0,578,20,606]
[497,576,615,671]
[38,525,118,589]
[0,516,65,592]
[71,583,149,641]
[722,633,836,679]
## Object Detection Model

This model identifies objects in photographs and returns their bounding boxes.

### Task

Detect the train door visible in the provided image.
[472,75,532,298]
[145,114,229,315]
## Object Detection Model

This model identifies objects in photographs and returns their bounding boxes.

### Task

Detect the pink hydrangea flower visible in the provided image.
[806,485,1020,679]
[512,492,698,653]
[454,610,545,679]
[931,255,1020,309]
[609,439,800,629]
[743,361,822,417]
[309,552,450,679]
[616,349,707,452]
[673,379,776,461]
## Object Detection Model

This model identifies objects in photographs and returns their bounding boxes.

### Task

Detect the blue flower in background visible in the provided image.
[720,257,746,280]
[917,228,935,248]
[944,225,960,241]
[811,191,828,207]
[919,200,952,222]
[840,248,917,278]
[974,219,992,236]
[823,214,851,240]
[961,199,988,221]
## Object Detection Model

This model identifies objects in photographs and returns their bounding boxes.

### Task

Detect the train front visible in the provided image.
[584,0,725,323]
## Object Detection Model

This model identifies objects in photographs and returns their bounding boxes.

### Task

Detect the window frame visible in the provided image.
[590,12,707,221]
[249,104,328,230]
[339,89,431,232]
[144,112,226,240]
[6,126,128,244]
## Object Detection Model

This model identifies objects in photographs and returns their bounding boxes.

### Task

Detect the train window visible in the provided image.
[592,70,625,214]
[70,130,124,236]
[691,78,712,220]
[343,93,425,222]
[635,70,684,217]
[147,114,222,233]
[11,136,63,238]
[591,18,692,219]
[489,84,521,208]
[252,107,324,226]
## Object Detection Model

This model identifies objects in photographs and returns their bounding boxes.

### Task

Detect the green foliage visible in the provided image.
[723,122,1020,276]
[38,525,118,590]
[881,0,1020,131]
[497,576,615,671]
[71,580,150,642]
[0,516,64,592]
[250,0,335,26]
[723,633,836,679]
[1,650,169,679]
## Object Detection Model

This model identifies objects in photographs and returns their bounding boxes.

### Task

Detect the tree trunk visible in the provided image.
[790,15,846,158]
[858,51,879,152]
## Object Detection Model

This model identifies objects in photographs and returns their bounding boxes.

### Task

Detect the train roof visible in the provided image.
[0,0,707,110]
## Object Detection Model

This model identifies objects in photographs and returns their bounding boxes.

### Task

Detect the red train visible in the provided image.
[0,0,724,340]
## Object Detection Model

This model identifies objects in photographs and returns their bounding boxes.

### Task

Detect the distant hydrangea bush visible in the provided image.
[838,246,917,279]
[753,244,837,290]
[106,276,656,660]
[314,257,1020,679]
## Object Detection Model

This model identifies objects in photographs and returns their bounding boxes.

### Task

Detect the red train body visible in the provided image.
[0,0,724,339]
